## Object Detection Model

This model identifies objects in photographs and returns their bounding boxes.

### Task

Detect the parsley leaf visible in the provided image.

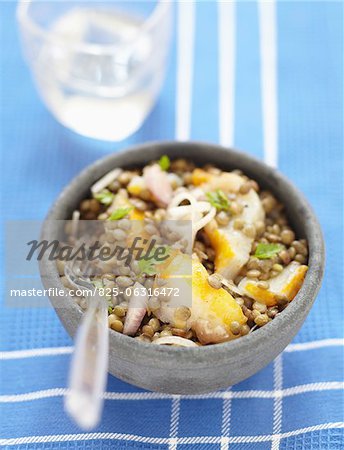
[206,189,230,211]
[137,245,171,275]
[138,258,157,276]
[94,189,115,205]
[109,207,133,220]
[254,243,284,260]
[158,155,170,171]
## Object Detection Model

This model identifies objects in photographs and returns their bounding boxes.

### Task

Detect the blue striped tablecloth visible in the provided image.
[1,1,343,449]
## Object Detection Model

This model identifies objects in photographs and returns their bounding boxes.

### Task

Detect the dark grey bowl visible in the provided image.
[40,141,324,394]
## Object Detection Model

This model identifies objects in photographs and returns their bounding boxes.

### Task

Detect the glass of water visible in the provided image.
[17,1,173,141]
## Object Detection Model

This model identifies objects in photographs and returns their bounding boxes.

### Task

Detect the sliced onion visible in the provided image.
[144,164,173,206]
[153,336,198,347]
[167,192,216,249]
[91,168,122,195]
[167,204,194,220]
[220,277,244,296]
[193,205,216,233]
[169,192,198,210]
[71,210,80,239]
[123,283,148,336]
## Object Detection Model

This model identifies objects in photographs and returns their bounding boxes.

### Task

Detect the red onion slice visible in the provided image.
[144,164,173,206]
[123,283,148,336]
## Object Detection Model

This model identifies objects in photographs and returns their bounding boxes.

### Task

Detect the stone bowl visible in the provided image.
[40,141,325,394]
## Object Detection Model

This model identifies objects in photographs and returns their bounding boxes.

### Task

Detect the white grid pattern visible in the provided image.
[169,396,181,450]
[1,381,343,403]
[271,354,283,450]
[1,339,343,449]
[1,423,343,447]
[220,392,232,450]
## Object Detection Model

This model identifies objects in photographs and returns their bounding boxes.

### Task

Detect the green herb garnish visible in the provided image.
[137,245,171,276]
[206,189,230,211]
[138,258,158,276]
[94,189,115,205]
[109,207,133,220]
[92,279,103,289]
[254,243,284,260]
[159,155,170,171]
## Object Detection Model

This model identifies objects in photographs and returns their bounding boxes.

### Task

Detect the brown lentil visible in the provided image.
[110,319,124,333]
[71,158,309,347]
[243,224,256,239]
[240,324,250,335]
[174,306,192,321]
[171,328,193,339]
[288,246,296,258]
[246,269,261,279]
[89,199,101,214]
[112,229,127,241]
[230,321,241,335]
[279,250,291,265]
[292,240,307,255]
[295,254,307,264]
[116,276,133,288]
[267,233,281,243]
[262,195,277,213]
[113,305,126,317]
[267,307,279,318]
[253,301,267,313]
[148,318,161,332]
[108,314,119,326]
[239,181,252,195]
[207,273,222,289]
[216,211,230,226]
[229,201,243,215]
[255,220,265,236]
[254,314,270,327]
[142,325,155,338]
[160,329,173,337]
[233,218,245,230]
[257,281,269,290]
[118,171,133,185]
[281,229,295,245]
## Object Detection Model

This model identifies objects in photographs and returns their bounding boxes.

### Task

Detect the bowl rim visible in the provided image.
[41,140,325,367]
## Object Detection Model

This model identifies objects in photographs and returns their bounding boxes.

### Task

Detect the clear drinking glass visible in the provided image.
[17,1,173,141]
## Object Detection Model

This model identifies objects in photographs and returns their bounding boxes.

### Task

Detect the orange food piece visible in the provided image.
[282,265,308,300]
[205,224,235,272]
[191,168,213,186]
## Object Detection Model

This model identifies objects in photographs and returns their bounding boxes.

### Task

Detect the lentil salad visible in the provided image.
[59,156,309,347]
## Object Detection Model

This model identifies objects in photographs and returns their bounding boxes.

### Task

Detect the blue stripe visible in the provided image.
[191,1,219,142]
[235,1,263,158]
[278,1,343,343]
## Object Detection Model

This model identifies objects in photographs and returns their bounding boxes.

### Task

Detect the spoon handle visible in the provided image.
[65,295,109,429]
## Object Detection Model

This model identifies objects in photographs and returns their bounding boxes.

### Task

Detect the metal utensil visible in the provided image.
[64,258,109,430]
